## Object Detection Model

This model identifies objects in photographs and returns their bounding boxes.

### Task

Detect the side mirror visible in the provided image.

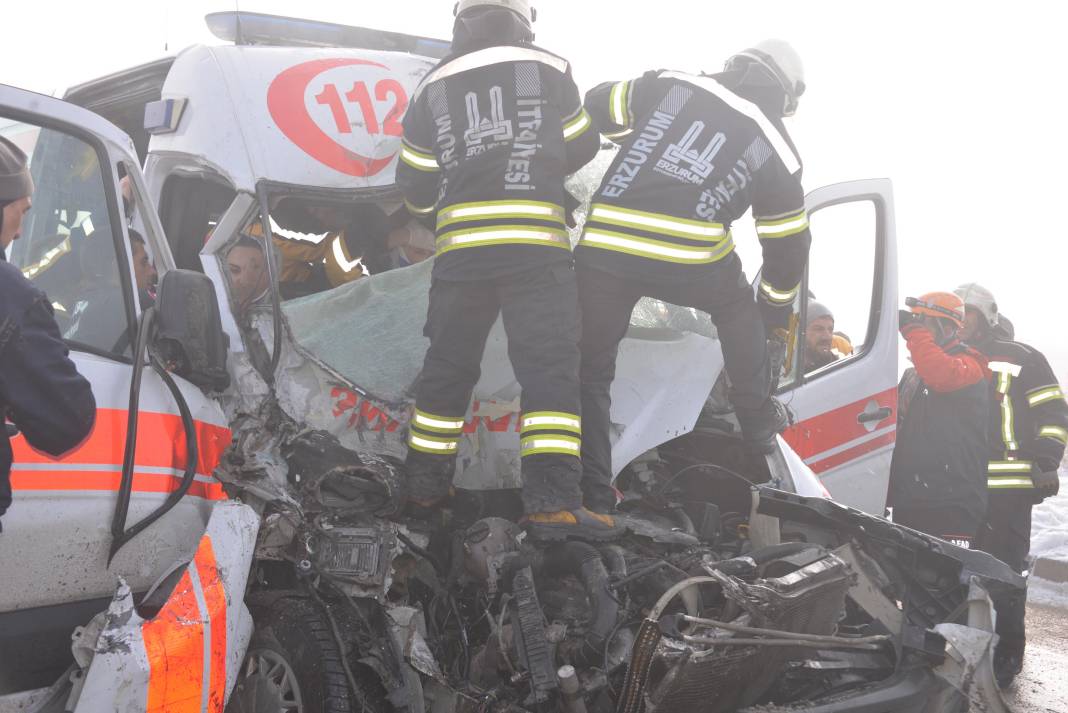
[152,269,230,391]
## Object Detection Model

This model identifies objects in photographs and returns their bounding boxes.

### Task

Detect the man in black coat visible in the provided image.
[0,136,96,531]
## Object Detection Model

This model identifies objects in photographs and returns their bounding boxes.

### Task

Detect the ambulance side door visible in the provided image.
[777,179,899,514]
[0,87,230,684]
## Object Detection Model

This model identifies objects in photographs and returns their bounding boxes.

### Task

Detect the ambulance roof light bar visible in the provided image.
[205,11,451,59]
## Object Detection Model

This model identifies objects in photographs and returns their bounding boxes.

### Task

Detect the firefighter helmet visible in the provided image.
[954,282,999,328]
[906,292,966,329]
[725,39,806,116]
[454,0,536,26]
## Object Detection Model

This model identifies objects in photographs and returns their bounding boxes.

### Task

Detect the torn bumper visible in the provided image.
[65,501,259,712]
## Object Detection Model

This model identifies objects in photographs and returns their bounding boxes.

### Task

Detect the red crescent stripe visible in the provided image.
[782,387,897,462]
[808,431,898,474]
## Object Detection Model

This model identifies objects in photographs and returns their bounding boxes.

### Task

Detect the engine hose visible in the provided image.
[542,541,619,667]
[597,545,628,581]
[709,542,823,577]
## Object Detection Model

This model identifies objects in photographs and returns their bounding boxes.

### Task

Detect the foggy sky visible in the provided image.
[5,0,1067,380]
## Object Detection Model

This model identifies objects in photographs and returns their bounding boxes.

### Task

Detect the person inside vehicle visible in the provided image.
[888,291,991,548]
[832,331,854,358]
[383,218,436,270]
[0,136,96,532]
[225,234,270,315]
[397,0,608,540]
[129,229,157,308]
[64,226,129,351]
[804,301,837,371]
[955,282,1068,686]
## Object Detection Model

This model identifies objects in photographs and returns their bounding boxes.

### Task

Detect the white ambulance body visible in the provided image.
[0,12,898,710]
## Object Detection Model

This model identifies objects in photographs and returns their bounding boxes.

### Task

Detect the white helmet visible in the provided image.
[454,0,536,26]
[725,39,805,116]
[954,282,999,328]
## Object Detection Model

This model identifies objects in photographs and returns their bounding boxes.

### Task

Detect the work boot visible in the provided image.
[521,507,625,542]
[734,397,789,455]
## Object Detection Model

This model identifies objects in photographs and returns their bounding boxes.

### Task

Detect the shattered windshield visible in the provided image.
[280,148,716,398]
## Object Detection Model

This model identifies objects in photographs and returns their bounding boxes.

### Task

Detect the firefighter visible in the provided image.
[888,292,991,546]
[396,0,608,539]
[955,282,1067,687]
[576,41,809,510]
[0,136,96,532]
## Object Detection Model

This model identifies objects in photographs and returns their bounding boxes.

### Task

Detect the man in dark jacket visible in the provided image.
[956,282,1067,686]
[576,41,809,511]
[0,136,96,531]
[889,291,991,547]
[396,0,608,539]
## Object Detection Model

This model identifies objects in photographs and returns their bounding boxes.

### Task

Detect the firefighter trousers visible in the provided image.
[976,492,1032,655]
[577,254,772,511]
[405,263,584,515]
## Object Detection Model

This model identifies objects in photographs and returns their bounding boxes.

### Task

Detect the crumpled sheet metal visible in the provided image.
[930,578,1015,713]
[65,501,259,712]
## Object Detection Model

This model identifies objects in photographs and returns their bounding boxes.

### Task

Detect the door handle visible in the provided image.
[857,406,892,424]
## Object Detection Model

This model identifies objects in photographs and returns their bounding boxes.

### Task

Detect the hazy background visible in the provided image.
[4,0,1066,380]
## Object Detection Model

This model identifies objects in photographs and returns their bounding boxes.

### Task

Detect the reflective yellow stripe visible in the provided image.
[437,226,571,253]
[990,366,1019,450]
[755,210,809,239]
[760,280,799,305]
[580,228,735,265]
[408,432,460,455]
[520,434,581,457]
[1000,387,1018,452]
[609,80,631,129]
[405,198,436,216]
[563,109,592,141]
[521,411,581,435]
[988,361,1023,382]
[988,477,1035,489]
[589,204,726,241]
[400,145,440,172]
[1028,386,1066,407]
[437,200,565,230]
[988,461,1033,473]
[604,128,633,141]
[1039,425,1068,445]
[414,409,465,434]
[330,236,362,274]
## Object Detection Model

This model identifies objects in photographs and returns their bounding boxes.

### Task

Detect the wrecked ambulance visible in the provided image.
[0,12,1023,713]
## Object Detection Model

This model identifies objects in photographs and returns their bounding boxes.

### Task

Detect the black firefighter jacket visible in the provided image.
[397,42,600,281]
[577,69,811,329]
[972,335,1068,491]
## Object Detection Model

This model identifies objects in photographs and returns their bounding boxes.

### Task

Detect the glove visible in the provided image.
[1032,467,1060,502]
[898,309,924,336]
[564,187,582,229]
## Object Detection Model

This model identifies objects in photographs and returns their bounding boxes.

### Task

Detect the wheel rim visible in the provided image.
[229,648,304,713]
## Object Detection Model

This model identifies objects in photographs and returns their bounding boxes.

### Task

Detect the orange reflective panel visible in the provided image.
[142,569,205,713]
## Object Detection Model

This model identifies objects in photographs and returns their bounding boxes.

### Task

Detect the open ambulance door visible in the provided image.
[778,179,899,514]
[0,85,246,702]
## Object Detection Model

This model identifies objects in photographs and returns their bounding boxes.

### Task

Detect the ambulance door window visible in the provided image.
[800,200,878,377]
[2,117,134,357]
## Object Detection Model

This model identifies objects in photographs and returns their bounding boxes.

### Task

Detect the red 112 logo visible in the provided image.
[268,58,410,178]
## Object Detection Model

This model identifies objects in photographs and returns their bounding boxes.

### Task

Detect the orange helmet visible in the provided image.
[906,291,965,329]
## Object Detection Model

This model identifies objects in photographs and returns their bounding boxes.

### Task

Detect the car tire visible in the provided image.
[226,597,354,713]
